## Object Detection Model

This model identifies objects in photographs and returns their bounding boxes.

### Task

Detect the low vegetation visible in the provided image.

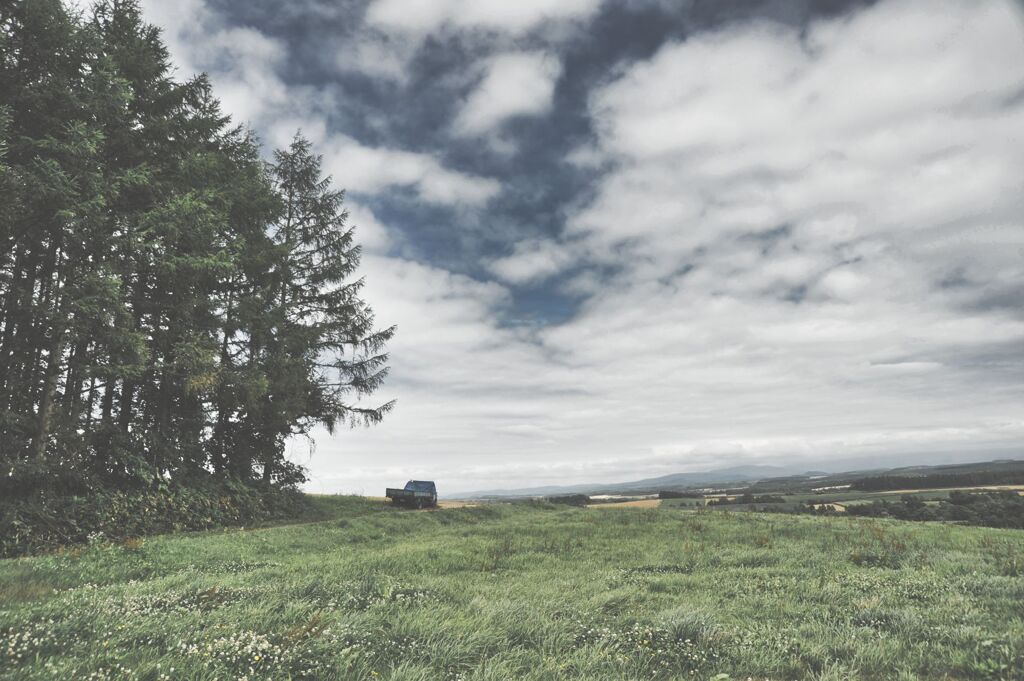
[850,469,1024,492]
[842,491,1024,529]
[707,494,787,506]
[0,481,315,559]
[2,498,1022,680]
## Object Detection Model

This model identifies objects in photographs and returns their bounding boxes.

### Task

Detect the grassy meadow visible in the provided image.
[2,497,1023,680]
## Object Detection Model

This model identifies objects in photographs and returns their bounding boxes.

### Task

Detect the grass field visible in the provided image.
[2,497,1023,680]
[659,486,1024,513]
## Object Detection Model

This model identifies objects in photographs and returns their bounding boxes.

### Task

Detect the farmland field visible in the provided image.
[2,497,1023,680]
[659,486,1024,513]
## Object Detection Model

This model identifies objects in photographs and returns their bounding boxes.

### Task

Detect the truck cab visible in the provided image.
[385,480,438,508]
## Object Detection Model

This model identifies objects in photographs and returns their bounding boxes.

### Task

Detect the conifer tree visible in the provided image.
[0,0,393,496]
[249,136,395,484]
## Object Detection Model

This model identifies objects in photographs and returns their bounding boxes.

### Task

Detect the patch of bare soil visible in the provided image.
[435,500,478,509]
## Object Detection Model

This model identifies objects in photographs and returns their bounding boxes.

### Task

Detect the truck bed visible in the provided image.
[385,488,433,499]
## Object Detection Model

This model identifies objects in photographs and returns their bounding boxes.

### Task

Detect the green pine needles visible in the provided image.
[0,0,394,498]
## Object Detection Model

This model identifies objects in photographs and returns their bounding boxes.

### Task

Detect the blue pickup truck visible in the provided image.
[386,480,438,509]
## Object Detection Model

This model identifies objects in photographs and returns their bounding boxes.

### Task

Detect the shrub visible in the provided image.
[545,494,590,506]
[0,480,314,558]
[844,491,1024,529]
[658,490,702,499]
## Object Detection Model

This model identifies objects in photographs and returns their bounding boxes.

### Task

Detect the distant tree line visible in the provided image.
[850,470,1024,492]
[796,492,1024,530]
[706,493,786,506]
[546,494,590,507]
[842,492,1024,529]
[657,490,703,499]
[0,0,393,500]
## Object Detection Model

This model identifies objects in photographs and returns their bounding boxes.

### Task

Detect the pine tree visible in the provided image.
[246,136,395,484]
[0,1,392,496]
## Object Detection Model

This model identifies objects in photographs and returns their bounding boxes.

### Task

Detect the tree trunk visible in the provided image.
[29,331,63,461]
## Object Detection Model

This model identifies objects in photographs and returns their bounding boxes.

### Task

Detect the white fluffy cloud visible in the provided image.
[139,0,296,126]
[320,136,501,206]
[488,238,576,285]
[139,0,499,210]
[454,52,563,136]
[365,0,602,37]
[575,2,1024,263]
[345,202,393,254]
[354,0,595,88]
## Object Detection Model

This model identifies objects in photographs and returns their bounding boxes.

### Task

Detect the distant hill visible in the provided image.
[452,456,1023,499]
[458,464,805,498]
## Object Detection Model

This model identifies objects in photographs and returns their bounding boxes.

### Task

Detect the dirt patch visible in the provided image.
[436,500,478,509]
[587,499,662,509]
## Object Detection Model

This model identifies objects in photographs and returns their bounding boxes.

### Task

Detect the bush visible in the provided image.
[545,494,590,506]
[0,480,314,558]
[844,492,1024,529]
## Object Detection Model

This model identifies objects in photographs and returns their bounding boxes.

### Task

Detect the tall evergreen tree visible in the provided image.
[249,136,395,484]
[0,0,393,497]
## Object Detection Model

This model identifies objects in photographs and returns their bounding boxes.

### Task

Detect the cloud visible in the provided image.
[134,0,1024,494]
[453,52,563,137]
[308,0,1024,494]
[139,0,500,210]
[346,202,393,254]
[488,238,576,285]
[335,30,420,83]
[573,0,1024,291]
[140,0,295,127]
[365,0,602,37]
[320,136,500,206]
[354,0,597,88]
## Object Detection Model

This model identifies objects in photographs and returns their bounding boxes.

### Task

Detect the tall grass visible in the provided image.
[1,498,1022,679]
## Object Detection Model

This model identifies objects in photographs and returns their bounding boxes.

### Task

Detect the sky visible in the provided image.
[131,0,1024,495]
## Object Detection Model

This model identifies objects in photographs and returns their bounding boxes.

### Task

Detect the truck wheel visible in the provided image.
[416,499,424,510]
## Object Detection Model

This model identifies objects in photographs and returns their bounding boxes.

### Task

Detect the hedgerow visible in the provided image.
[0,479,313,558]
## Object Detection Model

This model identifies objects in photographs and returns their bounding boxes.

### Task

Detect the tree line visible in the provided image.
[0,0,393,498]
[850,470,1024,492]
[842,492,1024,530]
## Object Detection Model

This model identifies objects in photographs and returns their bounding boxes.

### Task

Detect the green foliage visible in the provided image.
[0,0,391,497]
[545,494,590,506]
[0,480,313,558]
[845,492,1024,529]
[708,494,787,506]
[851,468,1024,492]
[1,503,1022,680]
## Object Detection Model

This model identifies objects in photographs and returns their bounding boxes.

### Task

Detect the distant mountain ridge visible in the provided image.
[451,454,1023,499]
[457,464,811,498]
